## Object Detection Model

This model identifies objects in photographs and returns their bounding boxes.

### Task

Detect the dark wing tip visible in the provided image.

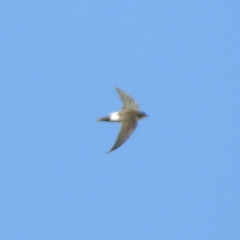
[106,146,116,154]
[113,86,120,92]
[106,148,115,154]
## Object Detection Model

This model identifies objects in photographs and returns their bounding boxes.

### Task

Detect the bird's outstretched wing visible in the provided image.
[115,87,139,110]
[106,115,138,153]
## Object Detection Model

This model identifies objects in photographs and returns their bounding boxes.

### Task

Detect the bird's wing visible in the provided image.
[106,115,138,153]
[115,87,139,110]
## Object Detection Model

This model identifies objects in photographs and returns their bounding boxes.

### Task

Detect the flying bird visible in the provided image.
[97,87,148,153]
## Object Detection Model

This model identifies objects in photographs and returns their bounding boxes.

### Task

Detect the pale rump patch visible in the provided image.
[110,112,120,121]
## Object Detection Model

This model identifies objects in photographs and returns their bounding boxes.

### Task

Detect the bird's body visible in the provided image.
[109,112,121,121]
[97,87,147,153]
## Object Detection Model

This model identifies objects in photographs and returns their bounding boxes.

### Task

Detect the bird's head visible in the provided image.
[137,111,148,120]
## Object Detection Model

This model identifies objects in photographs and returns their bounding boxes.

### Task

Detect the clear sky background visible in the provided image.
[1,1,240,240]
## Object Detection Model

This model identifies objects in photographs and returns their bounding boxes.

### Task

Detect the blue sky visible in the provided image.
[1,1,240,239]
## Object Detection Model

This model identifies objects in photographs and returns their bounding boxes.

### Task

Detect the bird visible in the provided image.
[97,87,148,153]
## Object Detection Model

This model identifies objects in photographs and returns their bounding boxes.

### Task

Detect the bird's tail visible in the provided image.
[96,116,110,122]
